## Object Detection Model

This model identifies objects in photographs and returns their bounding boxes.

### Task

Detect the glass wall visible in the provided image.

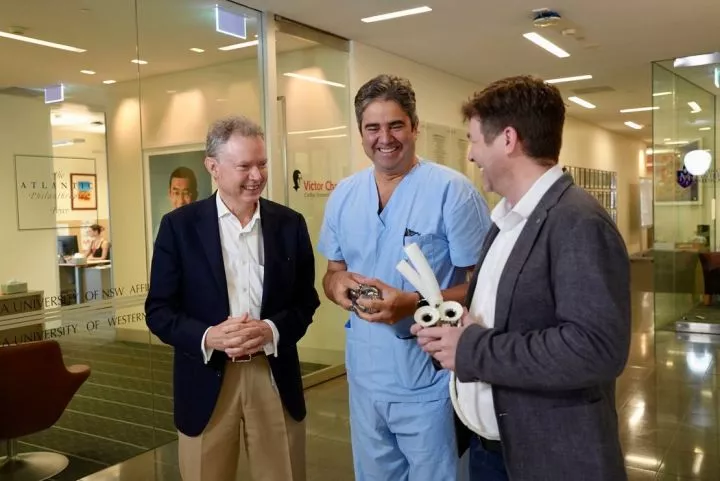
[0,1,267,479]
[651,61,718,332]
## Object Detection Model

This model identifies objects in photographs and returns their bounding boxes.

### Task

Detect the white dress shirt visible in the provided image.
[201,194,279,363]
[452,165,564,440]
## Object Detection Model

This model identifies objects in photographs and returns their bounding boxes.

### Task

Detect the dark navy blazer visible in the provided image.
[145,193,320,437]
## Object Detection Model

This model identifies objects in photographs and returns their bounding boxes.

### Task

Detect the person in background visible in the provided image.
[145,115,319,481]
[84,224,110,260]
[413,75,630,481]
[318,74,491,481]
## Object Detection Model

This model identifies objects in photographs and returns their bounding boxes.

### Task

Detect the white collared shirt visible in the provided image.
[453,165,564,440]
[200,193,279,362]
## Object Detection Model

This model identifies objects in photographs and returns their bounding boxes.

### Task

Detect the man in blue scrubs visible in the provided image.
[318,74,491,481]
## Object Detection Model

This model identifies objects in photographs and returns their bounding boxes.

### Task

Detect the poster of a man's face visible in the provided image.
[168,167,199,209]
[148,150,211,239]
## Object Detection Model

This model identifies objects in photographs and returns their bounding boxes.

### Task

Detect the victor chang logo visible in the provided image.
[291,169,336,198]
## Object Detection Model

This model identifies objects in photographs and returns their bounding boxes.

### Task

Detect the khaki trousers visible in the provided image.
[178,356,306,481]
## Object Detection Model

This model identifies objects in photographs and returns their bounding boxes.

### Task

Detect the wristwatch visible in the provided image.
[415,291,429,309]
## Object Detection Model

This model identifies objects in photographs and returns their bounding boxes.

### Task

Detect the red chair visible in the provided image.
[0,340,91,480]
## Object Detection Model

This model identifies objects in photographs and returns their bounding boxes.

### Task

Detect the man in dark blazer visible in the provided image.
[145,115,320,481]
[413,76,630,481]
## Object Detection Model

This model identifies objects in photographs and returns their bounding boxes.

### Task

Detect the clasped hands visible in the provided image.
[205,314,272,359]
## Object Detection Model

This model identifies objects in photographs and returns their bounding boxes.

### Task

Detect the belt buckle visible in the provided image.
[231,353,253,363]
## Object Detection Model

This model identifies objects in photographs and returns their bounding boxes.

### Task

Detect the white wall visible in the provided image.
[349,42,645,253]
[0,94,58,299]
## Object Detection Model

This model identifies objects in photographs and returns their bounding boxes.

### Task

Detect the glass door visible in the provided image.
[275,19,351,383]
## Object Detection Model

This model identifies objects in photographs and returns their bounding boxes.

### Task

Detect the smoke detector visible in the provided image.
[532,9,562,28]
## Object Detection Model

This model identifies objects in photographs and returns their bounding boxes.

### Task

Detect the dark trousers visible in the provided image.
[468,435,508,481]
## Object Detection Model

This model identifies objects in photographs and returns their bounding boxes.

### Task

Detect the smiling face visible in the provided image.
[205,133,267,207]
[359,99,417,175]
[467,117,516,195]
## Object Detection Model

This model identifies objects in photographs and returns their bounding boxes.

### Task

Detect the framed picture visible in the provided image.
[70,173,97,210]
[142,143,214,267]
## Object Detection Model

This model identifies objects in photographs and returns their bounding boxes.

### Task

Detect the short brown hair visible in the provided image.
[461,75,565,165]
[354,74,419,131]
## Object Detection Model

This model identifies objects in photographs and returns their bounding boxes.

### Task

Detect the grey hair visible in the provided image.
[354,74,419,131]
[205,115,264,158]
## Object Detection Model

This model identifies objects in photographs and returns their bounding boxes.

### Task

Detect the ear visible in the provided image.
[503,126,520,155]
[204,156,217,178]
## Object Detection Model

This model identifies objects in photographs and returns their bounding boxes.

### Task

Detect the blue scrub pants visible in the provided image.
[349,385,458,481]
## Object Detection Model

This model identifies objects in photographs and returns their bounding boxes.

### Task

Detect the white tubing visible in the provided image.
[396,260,435,303]
[438,301,463,325]
[414,305,440,327]
[404,243,442,307]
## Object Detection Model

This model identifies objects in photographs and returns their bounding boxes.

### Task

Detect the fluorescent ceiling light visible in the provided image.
[80,70,95,75]
[103,80,116,84]
[665,140,689,145]
[688,101,702,113]
[308,134,348,140]
[0,31,86,53]
[52,140,74,147]
[545,74,592,84]
[700,127,712,131]
[619,107,658,113]
[568,96,595,109]
[523,32,569,58]
[218,40,258,51]
[624,121,643,130]
[189,48,205,53]
[673,52,720,68]
[289,126,347,135]
[361,6,432,23]
[131,59,148,65]
[283,72,346,88]
[652,91,672,97]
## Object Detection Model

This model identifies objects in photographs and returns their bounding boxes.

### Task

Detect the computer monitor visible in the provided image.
[57,235,79,256]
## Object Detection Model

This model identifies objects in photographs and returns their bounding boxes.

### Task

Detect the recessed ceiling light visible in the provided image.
[80,70,96,75]
[619,107,658,113]
[131,59,148,65]
[545,75,592,84]
[283,72,345,88]
[624,121,643,130]
[0,31,86,53]
[189,48,204,53]
[218,40,258,51]
[361,6,432,23]
[103,80,116,84]
[688,101,702,113]
[523,32,569,58]
[568,96,595,109]
[700,127,712,131]
[652,91,672,97]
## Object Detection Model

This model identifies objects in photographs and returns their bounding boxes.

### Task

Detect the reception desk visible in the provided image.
[58,260,112,305]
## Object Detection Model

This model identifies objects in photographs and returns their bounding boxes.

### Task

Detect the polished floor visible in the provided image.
[23,286,720,480]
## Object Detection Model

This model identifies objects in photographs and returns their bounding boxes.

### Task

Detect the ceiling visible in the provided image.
[1,0,718,143]
[241,0,720,143]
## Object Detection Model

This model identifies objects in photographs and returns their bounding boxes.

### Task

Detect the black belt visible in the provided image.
[478,435,503,454]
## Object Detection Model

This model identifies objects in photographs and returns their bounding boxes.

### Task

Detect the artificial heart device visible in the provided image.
[396,243,463,327]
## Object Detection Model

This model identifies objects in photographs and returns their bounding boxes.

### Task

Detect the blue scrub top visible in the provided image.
[318,160,491,402]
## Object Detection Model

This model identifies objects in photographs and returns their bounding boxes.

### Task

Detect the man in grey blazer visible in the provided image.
[412,75,631,481]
